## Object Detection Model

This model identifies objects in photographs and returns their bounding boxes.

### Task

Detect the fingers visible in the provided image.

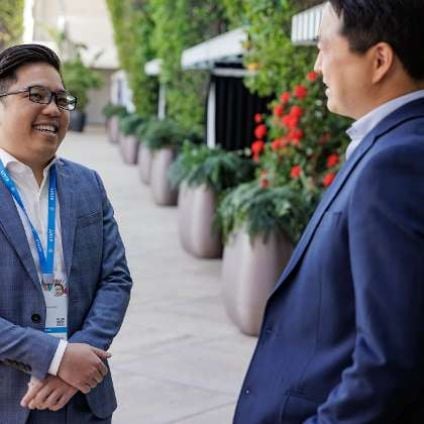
[58,343,110,391]
[20,378,44,408]
[21,377,78,411]
[92,347,112,360]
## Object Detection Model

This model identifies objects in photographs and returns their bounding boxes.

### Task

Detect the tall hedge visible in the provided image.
[223,0,316,97]
[150,0,228,134]
[105,0,157,117]
[0,0,25,49]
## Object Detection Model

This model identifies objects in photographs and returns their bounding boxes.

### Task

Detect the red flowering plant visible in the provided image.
[258,71,350,191]
[217,71,351,244]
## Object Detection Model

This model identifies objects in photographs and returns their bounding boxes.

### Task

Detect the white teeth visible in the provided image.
[34,125,57,133]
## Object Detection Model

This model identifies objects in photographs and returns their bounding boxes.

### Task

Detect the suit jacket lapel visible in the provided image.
[272,97,424,293]
[0,181,41,290]
[56,159,76,279]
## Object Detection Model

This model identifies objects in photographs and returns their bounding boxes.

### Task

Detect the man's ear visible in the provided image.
[371,42,394,84]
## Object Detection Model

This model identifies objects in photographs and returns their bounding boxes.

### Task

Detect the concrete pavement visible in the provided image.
[59,126,257,424]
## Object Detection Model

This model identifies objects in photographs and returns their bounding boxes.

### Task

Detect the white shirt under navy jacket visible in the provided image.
[0,148,67,375]
[346,89,424,159]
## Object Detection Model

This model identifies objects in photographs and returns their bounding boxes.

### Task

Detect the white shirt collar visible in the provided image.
[345,89,424,159]
[0,147,58,178]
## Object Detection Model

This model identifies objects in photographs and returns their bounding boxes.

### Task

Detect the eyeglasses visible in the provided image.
[0,85,77,111]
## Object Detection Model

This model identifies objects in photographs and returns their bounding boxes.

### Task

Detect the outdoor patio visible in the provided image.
[60,126,256,424]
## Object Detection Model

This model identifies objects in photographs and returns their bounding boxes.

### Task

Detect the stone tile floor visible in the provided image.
[60,126,257,423]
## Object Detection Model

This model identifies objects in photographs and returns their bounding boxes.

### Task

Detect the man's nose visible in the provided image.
[42,98,61,116]
[313,51,322,74]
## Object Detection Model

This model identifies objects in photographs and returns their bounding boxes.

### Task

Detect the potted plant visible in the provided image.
[143,118,186,206]
[136,118,155,184]
[168,142,255,258]
[118,112,144,165]
[102,103,128,144]
[62,54,103,132]
[216,71,350,336]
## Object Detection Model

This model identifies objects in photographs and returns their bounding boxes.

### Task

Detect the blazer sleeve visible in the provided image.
[304,145,424,423]
[0,318,59,380]
[68,171,132,349]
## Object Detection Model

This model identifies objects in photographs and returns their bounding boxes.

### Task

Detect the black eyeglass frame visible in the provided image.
[0,85,77,111]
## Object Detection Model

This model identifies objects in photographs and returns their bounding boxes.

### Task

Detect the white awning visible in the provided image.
[291,3,325,45]
[145,59,162,76]
[181,28,247,70]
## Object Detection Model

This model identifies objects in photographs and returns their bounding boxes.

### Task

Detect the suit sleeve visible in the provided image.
[0,318,59,380]
[304,146,424,423]
[68,172,132,349]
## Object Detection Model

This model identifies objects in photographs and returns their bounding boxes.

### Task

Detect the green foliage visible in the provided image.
[106,0,157,117]
[224,0,316,96]
[216,181,315,244]
[0,0,24,49]
[168,141,256,193]
[150,0,228,133]
[62,58,103,111]
[118,113,144,136]
[102,103,128,119]
[143,118,186,150]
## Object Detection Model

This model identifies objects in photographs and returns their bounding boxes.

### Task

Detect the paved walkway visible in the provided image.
[60,126,257,424]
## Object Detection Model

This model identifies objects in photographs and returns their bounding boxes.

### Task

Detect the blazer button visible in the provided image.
[31,314,41,323]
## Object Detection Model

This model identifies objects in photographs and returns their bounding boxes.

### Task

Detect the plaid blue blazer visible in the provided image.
[0,158,132,423]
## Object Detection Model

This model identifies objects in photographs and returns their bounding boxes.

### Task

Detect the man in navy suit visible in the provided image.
[0,44,132,423]
[234,1,424,422]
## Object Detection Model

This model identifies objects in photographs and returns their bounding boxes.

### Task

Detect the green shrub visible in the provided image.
[168,141,256,192]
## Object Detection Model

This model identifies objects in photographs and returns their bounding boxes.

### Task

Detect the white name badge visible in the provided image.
[42,274,68,340]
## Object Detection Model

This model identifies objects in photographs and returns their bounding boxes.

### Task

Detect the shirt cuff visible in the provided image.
[48,339,68,376]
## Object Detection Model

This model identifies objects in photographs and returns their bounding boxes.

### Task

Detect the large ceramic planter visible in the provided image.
[177,183,193,252]
[150,147,178,206]
[222,229,293,336]
[178,183,222,258]
[138,143,153,184]
[107,116,120,144]
[69,110,86,132]
[120,135,140,165]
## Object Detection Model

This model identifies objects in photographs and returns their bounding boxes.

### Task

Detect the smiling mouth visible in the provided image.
[33,124,59,134]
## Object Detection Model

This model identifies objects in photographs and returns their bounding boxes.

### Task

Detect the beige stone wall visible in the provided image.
[29,0,119,124]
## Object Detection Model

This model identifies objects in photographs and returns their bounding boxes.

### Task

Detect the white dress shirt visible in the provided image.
[346,89,424,159]
[0,148,67,376]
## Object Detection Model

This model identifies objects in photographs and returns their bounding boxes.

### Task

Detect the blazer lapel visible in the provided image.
[0,182,40,289]
[56,159,76,279]
[272,97,424,294]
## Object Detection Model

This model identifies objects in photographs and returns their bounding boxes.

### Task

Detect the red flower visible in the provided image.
[271,138,283,151]
[282,114,299,129]
[290,165,302,179]
[251,140,265,161]
[306,71,319,82]
[254,124,267,139]
[322,172,336,187]
[279,92,291,104]
[294,84,308,99]
[289,105,303,118]
[289,128,304,145]
[254,113,263,123]
[273,104,284,117]
[326,154,340,168]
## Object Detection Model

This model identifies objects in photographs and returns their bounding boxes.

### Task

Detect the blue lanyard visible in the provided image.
[0,160,57,276]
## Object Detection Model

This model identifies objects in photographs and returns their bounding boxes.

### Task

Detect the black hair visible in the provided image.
[0,44,61,93]
[329,0,424,80]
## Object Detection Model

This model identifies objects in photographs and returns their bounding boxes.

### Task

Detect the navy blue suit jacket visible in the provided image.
[234,98,424,423]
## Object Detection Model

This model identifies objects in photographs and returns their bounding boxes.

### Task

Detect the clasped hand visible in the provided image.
[20,343,111,411]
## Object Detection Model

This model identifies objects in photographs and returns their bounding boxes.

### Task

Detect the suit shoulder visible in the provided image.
[57,158,98,178]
